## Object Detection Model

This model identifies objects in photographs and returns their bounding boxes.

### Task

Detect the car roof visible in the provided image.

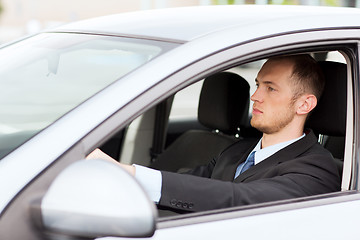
[54,5,360,42]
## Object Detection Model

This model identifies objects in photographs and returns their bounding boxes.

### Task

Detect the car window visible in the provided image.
[90,49,350,224]
[169,51,345,123]
[169,59,266,124]
[121,51,347,169]
[169,80,203,121]
[0,33,177,160]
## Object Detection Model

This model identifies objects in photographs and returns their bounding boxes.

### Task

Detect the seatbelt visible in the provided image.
[150,97,173,162]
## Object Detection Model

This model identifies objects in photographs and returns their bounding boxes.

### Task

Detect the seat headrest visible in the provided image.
[198,72,250,134]
[306,61,347,136]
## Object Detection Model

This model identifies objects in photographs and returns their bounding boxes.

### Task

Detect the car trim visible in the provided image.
[46,30,188,44]
[157,191,360,229]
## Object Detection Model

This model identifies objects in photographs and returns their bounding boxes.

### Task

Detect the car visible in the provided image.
[0,4,360,239]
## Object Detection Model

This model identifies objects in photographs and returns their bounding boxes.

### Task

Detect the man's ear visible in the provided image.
[296,94,317,115]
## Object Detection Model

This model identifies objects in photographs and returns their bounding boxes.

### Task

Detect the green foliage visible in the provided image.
[269,0,297,4]
[212,0,236,4]
[268,0,340,5]
[323,0,340,7]
[211,0,342,6]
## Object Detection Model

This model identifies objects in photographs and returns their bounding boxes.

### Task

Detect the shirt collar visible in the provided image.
[251,133,305,165]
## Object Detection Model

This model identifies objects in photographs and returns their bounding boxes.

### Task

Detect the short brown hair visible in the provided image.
[268,54,325,101]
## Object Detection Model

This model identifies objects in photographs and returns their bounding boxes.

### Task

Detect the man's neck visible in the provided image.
[261,127,304,149]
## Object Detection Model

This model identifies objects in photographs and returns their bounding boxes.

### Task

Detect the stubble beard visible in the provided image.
[250,103,296,135]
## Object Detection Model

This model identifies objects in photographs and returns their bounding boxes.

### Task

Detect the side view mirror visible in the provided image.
[31,159,157,239]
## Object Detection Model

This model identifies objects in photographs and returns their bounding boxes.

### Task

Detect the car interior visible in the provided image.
[98,50,348,216]
[149,72,257,173]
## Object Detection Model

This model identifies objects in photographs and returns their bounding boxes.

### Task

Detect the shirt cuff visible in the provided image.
[133,164,162,203]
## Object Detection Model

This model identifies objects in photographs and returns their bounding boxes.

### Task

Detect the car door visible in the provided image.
[86,29,360,239]
[132,30,360,239]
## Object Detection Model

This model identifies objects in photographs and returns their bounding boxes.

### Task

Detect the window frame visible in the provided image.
[84,31,358,213]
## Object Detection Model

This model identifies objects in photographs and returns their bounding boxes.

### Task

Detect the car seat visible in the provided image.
[150,72,251,172]
[306,61,347,176]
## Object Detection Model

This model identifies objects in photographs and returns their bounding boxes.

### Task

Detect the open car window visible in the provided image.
[96,50,350,219]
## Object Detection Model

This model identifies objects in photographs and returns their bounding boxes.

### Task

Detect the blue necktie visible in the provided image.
[234,151,255,179]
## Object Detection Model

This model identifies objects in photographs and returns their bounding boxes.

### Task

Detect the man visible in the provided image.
[88,54,341,212]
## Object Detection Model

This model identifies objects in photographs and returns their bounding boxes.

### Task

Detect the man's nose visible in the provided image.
[250,88,262,102]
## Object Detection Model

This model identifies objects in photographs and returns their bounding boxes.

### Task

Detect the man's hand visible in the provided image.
[86,148,136,176]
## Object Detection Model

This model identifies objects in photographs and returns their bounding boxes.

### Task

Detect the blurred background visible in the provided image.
[0,0,358,44]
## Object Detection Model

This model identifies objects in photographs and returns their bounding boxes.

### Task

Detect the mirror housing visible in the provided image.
[33,159,157,238]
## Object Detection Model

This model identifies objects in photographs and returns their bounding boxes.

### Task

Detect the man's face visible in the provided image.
[250,60,298,134]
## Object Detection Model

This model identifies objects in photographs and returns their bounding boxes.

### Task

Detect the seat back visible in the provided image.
[150,72,250,172]
[198,72,250,134]
[306,61,347,137]
[306,61,347,175]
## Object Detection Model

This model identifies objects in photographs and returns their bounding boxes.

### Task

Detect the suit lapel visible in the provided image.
[211,139,257,181]
[234,130,317,182]
[221,149,251,181]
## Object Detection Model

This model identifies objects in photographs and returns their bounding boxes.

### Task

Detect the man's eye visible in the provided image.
[267,86,275,91]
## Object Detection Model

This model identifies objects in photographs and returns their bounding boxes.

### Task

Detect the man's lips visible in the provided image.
[252,107,263,114]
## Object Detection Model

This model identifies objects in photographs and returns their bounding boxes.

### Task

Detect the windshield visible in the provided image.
[0,32,177,159]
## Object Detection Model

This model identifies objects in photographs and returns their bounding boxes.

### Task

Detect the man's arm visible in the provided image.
[86,148,216,203]
[159,153,340,212]
[87,149,162,202]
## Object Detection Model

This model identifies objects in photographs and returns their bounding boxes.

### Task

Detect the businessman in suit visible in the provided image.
[88,54,341,212]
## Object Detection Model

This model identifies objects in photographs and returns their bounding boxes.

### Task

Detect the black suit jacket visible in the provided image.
[158,130,341,212]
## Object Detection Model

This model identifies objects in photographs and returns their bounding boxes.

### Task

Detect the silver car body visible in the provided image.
[0,5,360,239]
